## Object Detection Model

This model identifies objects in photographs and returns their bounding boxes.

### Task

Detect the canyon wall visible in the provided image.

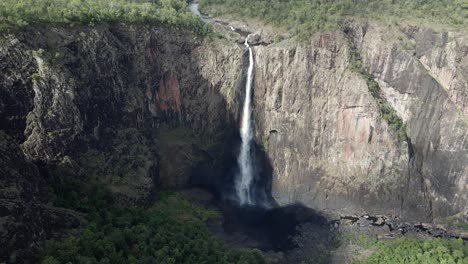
[254,21,468,222]
[254,32,410,219]
[354,21,468,222]
[0,25,243,259]
[0,21,467,259]
[0,24,243,193]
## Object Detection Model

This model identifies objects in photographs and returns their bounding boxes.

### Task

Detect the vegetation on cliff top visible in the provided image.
[0,0,212,35]
[200,0,467,37]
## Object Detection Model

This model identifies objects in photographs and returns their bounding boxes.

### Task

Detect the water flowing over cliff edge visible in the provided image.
[235,37,256,205]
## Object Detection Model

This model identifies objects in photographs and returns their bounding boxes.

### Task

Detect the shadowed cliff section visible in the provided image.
[0,23,244,195]
[0,24,244,261]
[0,131,83,261]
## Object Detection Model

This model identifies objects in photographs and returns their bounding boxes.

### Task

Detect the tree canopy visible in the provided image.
[200,0,467,36]
[0,0,212,35]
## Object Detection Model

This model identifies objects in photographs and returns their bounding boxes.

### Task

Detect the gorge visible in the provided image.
[0,0,467,263]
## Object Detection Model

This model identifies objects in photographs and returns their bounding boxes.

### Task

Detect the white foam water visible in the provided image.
[235,37,255,205]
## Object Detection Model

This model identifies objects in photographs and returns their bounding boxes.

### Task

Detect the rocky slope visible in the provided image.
[0,131,82,260]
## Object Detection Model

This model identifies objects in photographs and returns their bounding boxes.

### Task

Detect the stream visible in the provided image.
[188,2,213,23]
[188,1,250,37]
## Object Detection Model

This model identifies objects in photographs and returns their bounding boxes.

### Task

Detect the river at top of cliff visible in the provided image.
[188,2,213,23]
[188,1,251,37]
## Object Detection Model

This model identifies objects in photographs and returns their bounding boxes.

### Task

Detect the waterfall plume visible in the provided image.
[235,37,255,205]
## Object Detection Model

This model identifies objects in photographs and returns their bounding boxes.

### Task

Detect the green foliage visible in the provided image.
[46,153,257,262]
[256,136,268,152]
[356,237,468,264]
[9,253,17,264]
[47,159,115,214]
[74,128,161,203]
[200,0,467,37]
[441,214,468,232]
[348,38,408,142]
[31,68,41,82]
[81,129,153,185]
[38,191,266,264]
[154,124,226,187]
[0,0,212,36]
[458,223,468,231]
[340,232,380,250]
[341,232,468,264]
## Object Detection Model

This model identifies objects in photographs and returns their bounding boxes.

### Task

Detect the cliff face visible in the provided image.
[0,25,243,259]
[253,32,410,219]
[353,22,468,221]
[253,21,468,222]
[0,131,82,260]
[0,25,243,200]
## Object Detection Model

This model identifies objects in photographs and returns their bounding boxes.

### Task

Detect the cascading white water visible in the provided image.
[235,37,255,205]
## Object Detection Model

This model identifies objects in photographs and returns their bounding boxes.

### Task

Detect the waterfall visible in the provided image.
[235,38,255,205]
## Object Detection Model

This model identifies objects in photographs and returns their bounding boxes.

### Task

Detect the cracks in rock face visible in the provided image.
[343,105,364,109]
[367,125,374,143]
[401,136,413,218]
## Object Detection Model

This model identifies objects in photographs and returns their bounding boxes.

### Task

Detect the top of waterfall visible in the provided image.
[244,33,268,46]
[244,36,250,47]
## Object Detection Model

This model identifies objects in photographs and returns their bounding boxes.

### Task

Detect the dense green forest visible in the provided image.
[38,189,265,264]
[36,178,266,264]
[200,0,467,36]
[0,0,211,35]
[342,233,468,264]
[360,238,468,264]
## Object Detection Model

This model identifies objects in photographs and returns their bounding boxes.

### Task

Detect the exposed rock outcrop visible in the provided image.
[0,131,82,261]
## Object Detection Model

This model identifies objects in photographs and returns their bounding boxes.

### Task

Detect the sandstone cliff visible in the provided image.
[254,21,467,223]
